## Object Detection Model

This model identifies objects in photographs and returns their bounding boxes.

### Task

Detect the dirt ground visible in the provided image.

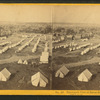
[0,33,52,90]
[52,35,100,90]
[0,62,50,90]
[52,63,100,90]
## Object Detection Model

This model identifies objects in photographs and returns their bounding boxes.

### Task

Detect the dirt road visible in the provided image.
[0,54,40,64]
[65,56,100,68]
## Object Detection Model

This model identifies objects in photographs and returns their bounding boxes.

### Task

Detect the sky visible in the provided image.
[53,5,100,24]
[0,5,100,24]
[0,5,52,23]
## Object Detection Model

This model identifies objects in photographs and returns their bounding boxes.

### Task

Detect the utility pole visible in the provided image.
[49,34,53,90]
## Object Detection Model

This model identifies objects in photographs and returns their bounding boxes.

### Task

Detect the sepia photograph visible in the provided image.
[0,5,52,90]
[52,5,100,90]
[0,4,100,94]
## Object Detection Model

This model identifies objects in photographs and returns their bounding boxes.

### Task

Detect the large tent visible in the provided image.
[40,52,49,63]
[78,69,92,82]
[55,66,69,78]
[31,72,48,87]
[0,68,11,81]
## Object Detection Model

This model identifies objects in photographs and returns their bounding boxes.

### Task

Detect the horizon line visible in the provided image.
[0,21,100,25]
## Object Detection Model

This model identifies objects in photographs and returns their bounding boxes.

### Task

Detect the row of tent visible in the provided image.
[0,41,11,46]
[81,48,90,55]
[32,37,40,53]
[53,42,91,52]
[53,39,63,43]
[81,43,100,55]
[53,44,69,50]
[69,42,77,47]
[31,66,93,87]
[90,43,100,50]
[53,42,77,50]
[32,44,38,53]
[69,43,91,52]
[18,51,49,65]
[28,35,36,44]
[9,38,25,49]
[0,46,9,54]
[0,67,92,87]
[0,38,26,54]
[18,59,28,65]
[76,43,92,49]
[17,36,36,52]
[55,66,92,82]
[69,43,91,51]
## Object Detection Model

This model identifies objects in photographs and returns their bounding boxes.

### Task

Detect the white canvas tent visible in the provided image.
[55,66,69,78]
[18,59,23,64]
[31,72,48,87]
[40,52,49,63]
[61,36,64,41]
[23,60,28,65]
[0,68,11,81]
[78,69,92,82]
[32,44,37,53]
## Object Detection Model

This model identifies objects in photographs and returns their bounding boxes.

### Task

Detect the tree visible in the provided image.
[66,28,75,35]
[44,25,52,34]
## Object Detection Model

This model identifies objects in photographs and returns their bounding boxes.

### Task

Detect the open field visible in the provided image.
[52,63,100,90]
[0,62,50,90]
[0,33,52,90]
[52,33,100,90]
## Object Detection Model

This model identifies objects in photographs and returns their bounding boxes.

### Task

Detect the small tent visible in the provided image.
[31,72,48,87]
[55,66,69,78]
[23,60,28,65]
[0,68,11,81]
[78,69,92,82]
[18,59,23,64]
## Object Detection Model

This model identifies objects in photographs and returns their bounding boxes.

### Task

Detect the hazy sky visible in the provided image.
[0,5,52,22]
[53,5,100,24]
[0,5,100,24]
